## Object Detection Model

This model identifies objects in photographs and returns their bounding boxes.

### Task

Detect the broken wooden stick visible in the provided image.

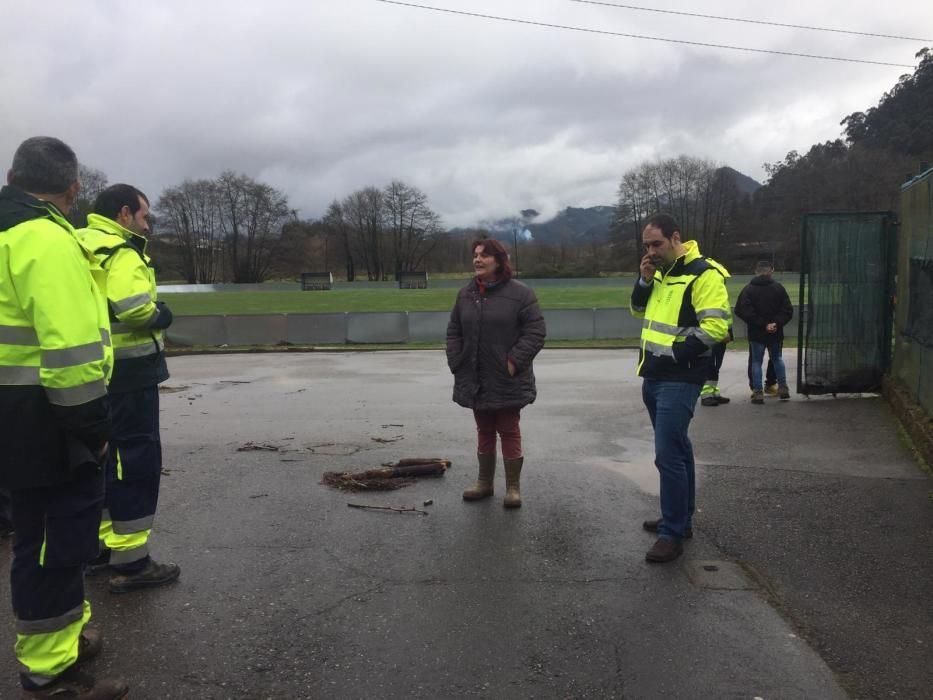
[347,503,428,516]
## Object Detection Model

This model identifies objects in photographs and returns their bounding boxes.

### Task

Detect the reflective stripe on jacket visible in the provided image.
[0,186,113,488]
[630,240,731,385]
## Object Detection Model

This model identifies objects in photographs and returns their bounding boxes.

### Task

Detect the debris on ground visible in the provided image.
[159,385,190,393]
[237,442,280,452]
[347,503,429,516]
[371,435,403,444]
[321,458,451,491]
[422,499,434,506]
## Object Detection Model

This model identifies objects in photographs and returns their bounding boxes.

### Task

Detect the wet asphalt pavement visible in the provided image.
[1,349,930,699]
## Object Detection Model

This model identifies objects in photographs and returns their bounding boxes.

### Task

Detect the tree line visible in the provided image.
[71,48,932,281]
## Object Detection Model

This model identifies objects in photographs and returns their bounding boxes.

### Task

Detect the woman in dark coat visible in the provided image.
[446,238,546,507]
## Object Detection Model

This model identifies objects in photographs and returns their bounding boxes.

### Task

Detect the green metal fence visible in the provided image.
[798,212,897,395]
[893,168,933,415]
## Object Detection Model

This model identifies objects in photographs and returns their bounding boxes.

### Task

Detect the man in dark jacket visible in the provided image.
[734,261,794,404]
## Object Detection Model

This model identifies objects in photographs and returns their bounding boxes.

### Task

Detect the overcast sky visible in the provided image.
[2,1,930,227]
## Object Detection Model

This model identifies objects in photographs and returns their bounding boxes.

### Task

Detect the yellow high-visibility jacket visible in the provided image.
[0,186,113,488]
[630,240,731,384]
[77,214,169,393]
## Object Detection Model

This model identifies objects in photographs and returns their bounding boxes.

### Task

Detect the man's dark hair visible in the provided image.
[93,184,149,220]
[9,136,78,194]
[645,213,680,239]
[755,260,774,274]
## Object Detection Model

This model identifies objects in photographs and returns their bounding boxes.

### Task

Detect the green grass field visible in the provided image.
[161,282,800,316]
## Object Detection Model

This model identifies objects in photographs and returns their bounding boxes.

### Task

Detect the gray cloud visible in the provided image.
[2,0,928,227]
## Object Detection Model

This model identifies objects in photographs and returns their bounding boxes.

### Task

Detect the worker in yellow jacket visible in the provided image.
[77,184,179,594]
[0,137,128,698]
[630,213,731,563]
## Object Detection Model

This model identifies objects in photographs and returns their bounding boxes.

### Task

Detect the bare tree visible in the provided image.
[342,187,385,281]
[216,171,291,283]
[615,155,729,255]
[156,179,223,283]
[382,181,442,278]
[323,200,356,281]
[701,168,740,257]
[69,164,109,227]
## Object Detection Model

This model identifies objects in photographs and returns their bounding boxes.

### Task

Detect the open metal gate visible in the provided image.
[797,212,897,395]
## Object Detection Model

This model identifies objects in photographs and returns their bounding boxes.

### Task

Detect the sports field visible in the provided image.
[161,281,799,316]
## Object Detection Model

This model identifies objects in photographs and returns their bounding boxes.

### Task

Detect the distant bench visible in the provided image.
[300,272,333,291]
[398,271,428,289]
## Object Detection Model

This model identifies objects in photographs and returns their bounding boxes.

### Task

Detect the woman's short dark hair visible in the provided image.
[645,213,680,239]
[471,238,513,281]
[93,184,149,220]
[9,136,78,194]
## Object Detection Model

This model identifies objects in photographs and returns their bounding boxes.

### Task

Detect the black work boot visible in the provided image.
[463,453,496,500]
[109,559,180,594]
[85,547,111,576]
[21,666,128,699]
[642,518,693,539]
[0,516,13,539]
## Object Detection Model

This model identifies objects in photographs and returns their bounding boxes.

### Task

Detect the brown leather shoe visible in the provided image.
[778,384,791,400]
[642,518,693,539]
[21,666,128,699]
[645,538,683,563]
[751,390,764,405]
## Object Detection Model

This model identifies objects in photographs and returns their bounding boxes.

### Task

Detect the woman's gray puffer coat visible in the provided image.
[446,278,546,410]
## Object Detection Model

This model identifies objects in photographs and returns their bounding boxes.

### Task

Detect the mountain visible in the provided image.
[526,205,617,244]
[720,166,761,195]
[453,167,761,244]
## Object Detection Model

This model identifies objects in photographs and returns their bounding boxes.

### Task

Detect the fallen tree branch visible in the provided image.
[322,458,452,491]
[237,442,280,452]
[347,503,428,516]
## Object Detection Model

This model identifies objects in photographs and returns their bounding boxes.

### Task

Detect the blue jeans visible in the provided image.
[642,380,701,540]
[749,339,786,392]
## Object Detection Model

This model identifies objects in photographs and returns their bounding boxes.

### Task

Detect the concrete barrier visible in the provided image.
[165,307,799,346]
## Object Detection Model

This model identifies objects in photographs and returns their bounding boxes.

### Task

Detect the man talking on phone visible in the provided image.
[630,214,731,563]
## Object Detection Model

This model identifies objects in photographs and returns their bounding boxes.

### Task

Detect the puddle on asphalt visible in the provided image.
[584,437,659,494]
[591,456,659,495]
[304,442,365,456]
[587,437,660,496]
